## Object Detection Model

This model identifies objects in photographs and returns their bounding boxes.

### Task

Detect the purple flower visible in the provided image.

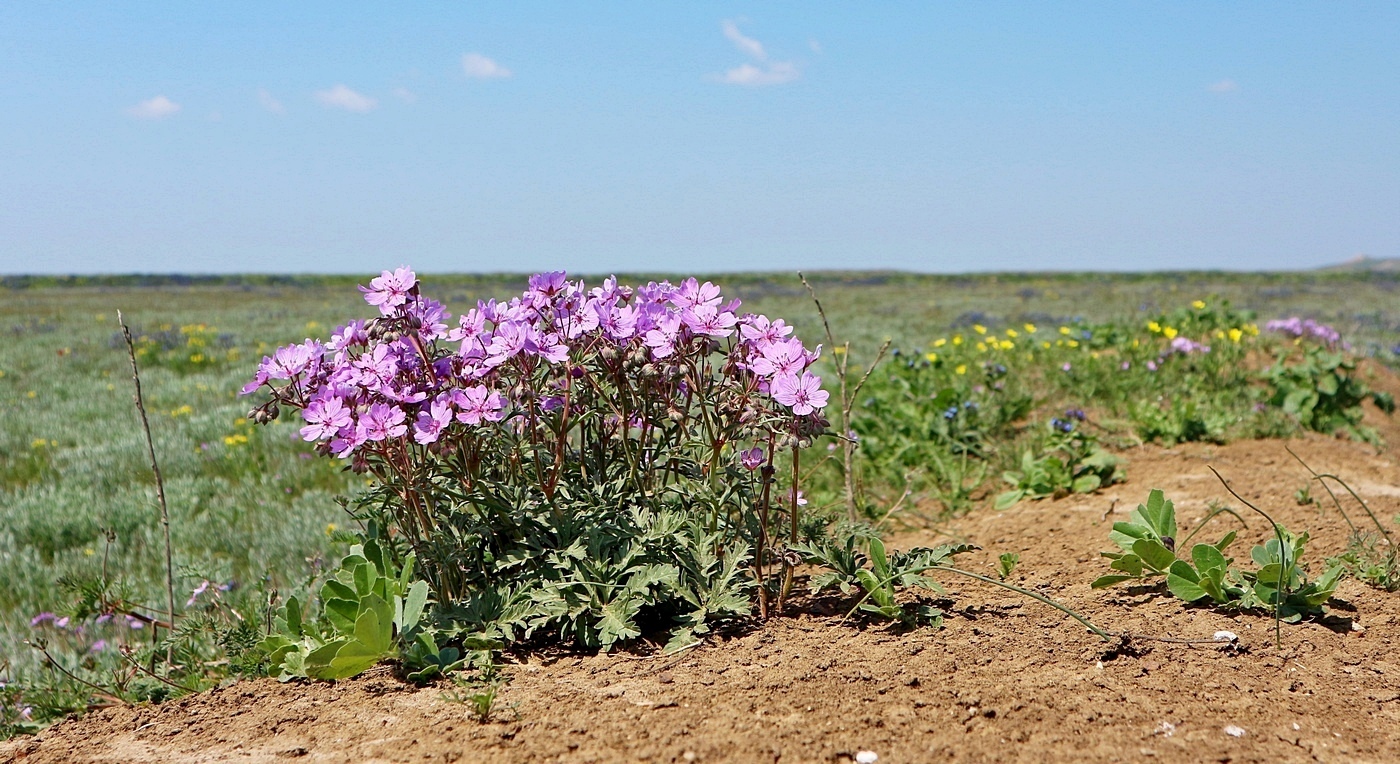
[643,313,683,359]
[528,271,569,299]
[327,320,370,352]
[30,612,55,627]
[1169,337,1210,355]
[750,338,809,378]
[682,305,737,338]
[90,640,108,653]
[359,267,417,314]
[741,447,764,470]
[300,396,353,442]
[672,278,722,310]
[741,315,793,345]
[1061,363,1072,372]
[359,403,408,442]
[414,395,454,444]
[772,372,829,416]
[186,580,211,607]
[787,488,808,507]
[240,366,269,395]
[452,385,506,425]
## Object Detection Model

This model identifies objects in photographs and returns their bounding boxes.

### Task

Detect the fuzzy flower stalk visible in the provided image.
[245,269,829,624]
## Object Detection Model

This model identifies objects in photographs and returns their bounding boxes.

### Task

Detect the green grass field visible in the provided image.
[2,270,1398,671]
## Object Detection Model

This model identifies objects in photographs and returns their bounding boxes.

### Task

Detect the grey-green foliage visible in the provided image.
[422,493,755,655]
[1094,489,1345,622]
[800,534,976,627]
[258,540,428,680]
[995,425,1122,509]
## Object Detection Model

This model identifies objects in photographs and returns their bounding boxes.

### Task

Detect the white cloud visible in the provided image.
[722,19,767,61]
[716,20,800,87]
[393,87,418,104]
[1208,79,1239,93]
[257,88,285,114]
[809,39,823,55]
[125,95,181,120]
[314,84,378,113]
[462,53,511,80]
[721,61,800,87]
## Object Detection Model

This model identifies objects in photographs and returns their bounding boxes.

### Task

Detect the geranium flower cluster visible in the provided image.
[1265,317,1344,348]
[243,268,829,464]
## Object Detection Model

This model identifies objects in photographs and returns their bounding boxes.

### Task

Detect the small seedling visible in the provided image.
[1094,488,1344,625]
[996,553,1020,580]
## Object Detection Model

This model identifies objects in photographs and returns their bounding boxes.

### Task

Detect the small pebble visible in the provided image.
[1223,725,1246,738]
[1213,631,1238,642]
[856,752,879,764]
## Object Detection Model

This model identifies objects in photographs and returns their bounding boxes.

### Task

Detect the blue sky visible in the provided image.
[1,3,1396,274]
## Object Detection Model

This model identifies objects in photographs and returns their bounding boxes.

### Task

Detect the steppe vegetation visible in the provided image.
[1,269,1398,747]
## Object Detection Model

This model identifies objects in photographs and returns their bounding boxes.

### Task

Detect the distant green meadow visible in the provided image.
[2,270,1398,667]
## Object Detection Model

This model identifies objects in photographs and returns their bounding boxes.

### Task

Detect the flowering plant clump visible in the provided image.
[1265,317,1344,348]
[245,268,829,650]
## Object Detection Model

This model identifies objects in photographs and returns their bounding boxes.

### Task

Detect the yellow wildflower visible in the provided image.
[1192,300,1206,310]
[1147,321,1161,333]
[999,340,1015,351]
[976,342,987,352]
[1067,339,1079,348]
[1162,327,1178,340]
[1024,323,1037,334]
[952,335,963,346]
[1005,328,1018,338]
[973,324,987,335]
[1059,326,1071,336]
[1229,328,1243,342]
[924,352,938,362]
[955,364,967,375]
[933,338,947,348]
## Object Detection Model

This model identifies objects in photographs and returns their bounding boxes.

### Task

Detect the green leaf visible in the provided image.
[355,594,394,655]
[1133,489,1177,541]
[284,596,303,637]
[1071,474,1102,494]
[324,598,360,636]
[399,580,429,634]
[1108,554,1144,577]
[304,639,349,679]
[1131,538,1177,574]
[994,490,1025,510]
[325,640,383,680]
[1091,575,1136,589]
[352,562,376,597]
[1165,560,1209,602]
[868,537,891,582]
[1190,543,1228,574]
[322,579,357,603]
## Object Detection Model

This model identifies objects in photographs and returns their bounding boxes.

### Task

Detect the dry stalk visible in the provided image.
[117,311,177,654]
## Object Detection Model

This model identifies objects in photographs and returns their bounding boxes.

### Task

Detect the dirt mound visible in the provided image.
[5,436,1399,764]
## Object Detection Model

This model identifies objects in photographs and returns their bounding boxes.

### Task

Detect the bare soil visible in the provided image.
[6,402,1400,763]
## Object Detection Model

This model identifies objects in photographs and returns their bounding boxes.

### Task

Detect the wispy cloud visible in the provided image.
[125,95,181,120]
[722,20,766,61]
[1208,79,1239,94]
[721,62,801,87]
[462,53,511,80]
[314,84,377,113]
[257,88,285,115]
[716,20,800,87]
[393,87,418,104]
